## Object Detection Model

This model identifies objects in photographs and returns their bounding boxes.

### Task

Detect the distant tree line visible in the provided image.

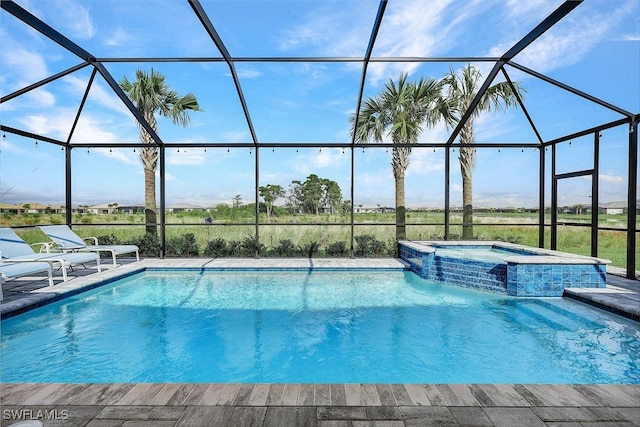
[260,174,347,218]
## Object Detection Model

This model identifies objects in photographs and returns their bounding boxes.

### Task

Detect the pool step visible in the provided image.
[518,300,603,330]
[506,301,573,331]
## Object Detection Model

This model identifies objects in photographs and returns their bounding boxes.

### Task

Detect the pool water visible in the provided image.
[1,270,638,384]
[434,247,529,263]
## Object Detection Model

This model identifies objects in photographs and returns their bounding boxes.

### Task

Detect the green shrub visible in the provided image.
[203,238,227,257]
[97,234,122,245]
[354,234,388,257]
[238,235,264,256]
[273,239,297,256]
[326,241,347,256]
[129,233,160,256]
[226,240,242,256]
[166,233,199,256]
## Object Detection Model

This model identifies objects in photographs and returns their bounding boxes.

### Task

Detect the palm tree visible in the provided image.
[119,68,201,235]
[352,73,452,240]
[441,64,524,239]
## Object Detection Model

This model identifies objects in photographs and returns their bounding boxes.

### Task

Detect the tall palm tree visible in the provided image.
[120,68,201,235]
[352,73,452,240]
[441,64,524,239]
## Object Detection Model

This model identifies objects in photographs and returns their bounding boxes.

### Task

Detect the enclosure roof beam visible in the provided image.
[542,117,633,147]
[500,0,582,62]
[67,68,97,145]
[1,0,164,148]
[94,56,502,63]
[502,68,543,144]
[508,62,635,118]
[1,0,95,62]
[445,62,505,146]
[94,63,165,147]
[1,62,90,104]
[0,125,66,147]
[188,0,259,147]
[445,0,582,147]
[351,0,388,148]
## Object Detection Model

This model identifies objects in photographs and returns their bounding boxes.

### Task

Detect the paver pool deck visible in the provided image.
[1,258,638,426]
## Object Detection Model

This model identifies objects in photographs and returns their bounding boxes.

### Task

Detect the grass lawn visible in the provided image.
[3,210,636,269]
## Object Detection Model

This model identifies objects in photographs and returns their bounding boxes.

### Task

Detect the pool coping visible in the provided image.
[400,240,613,264]
[1,382,638,426]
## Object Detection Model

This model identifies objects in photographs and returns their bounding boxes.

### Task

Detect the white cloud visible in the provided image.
[50,0,96,40]
[407,149,445,176]
[236,69,263,79]
[0,44,49,90]
[366,1,453,84]
[600,174,624,184]
[293,148,348,175]
[166,150,206,166]
[498,1,637,73]
[103,27,131,47]
[25,88,56,108]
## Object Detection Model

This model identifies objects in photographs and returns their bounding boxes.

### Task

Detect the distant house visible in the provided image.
[353,205,396,214]
[563,204,592,215]
[599,201,627,215]
[166,203,205,213]
[3,202,65,214]
[88,203,120,214]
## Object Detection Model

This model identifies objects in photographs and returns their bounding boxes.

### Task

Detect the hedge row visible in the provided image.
[96,233,395,257]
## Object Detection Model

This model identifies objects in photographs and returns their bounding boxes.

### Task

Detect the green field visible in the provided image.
[3,210,636,269]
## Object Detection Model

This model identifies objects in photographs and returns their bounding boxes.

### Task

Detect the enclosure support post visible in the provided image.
[159,146,166,258]
[350,147,355,258]
[255,147,260,257]
[538,146,545,248]
[65,146,72,226]
[444,147,450,240]
[550,144,557,250]
[627,120,638,278]
[591,132,600,257]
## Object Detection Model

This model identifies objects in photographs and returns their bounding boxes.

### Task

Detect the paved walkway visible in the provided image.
[1,258,638,426]
[1,382,639,426]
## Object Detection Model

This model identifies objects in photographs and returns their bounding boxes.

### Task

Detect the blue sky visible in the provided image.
[0,0,638,209]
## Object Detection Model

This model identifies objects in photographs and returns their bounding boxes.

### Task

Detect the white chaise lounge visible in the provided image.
[39,225,140,267]
[0,261,54,301]
[0,227,101,281]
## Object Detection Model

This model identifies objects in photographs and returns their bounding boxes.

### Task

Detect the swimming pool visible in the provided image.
[1,269,638,384]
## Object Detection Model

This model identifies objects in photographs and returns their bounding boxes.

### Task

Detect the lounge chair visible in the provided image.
[0,261,54,301]
[39,225,140,267]
[0,227,101,281]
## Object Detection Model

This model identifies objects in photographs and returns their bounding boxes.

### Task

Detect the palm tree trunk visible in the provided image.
[459,122,475,240]
[395,174,406,240]
[460,149,473,239]
[141,112,159,235]
[143,162,157,235]
[392,146,410,241]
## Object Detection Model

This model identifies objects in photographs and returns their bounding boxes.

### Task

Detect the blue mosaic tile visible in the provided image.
[398,243,607,297]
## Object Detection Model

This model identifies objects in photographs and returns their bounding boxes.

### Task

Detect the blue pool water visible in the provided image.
[434,246,531,263]
[1,270,638,384]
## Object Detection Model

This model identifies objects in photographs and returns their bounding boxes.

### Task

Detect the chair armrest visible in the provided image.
[83,236,99,245]
[31,242,55,253]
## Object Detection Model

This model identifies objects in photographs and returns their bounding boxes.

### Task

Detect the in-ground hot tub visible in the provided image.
[399,241,610,297]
